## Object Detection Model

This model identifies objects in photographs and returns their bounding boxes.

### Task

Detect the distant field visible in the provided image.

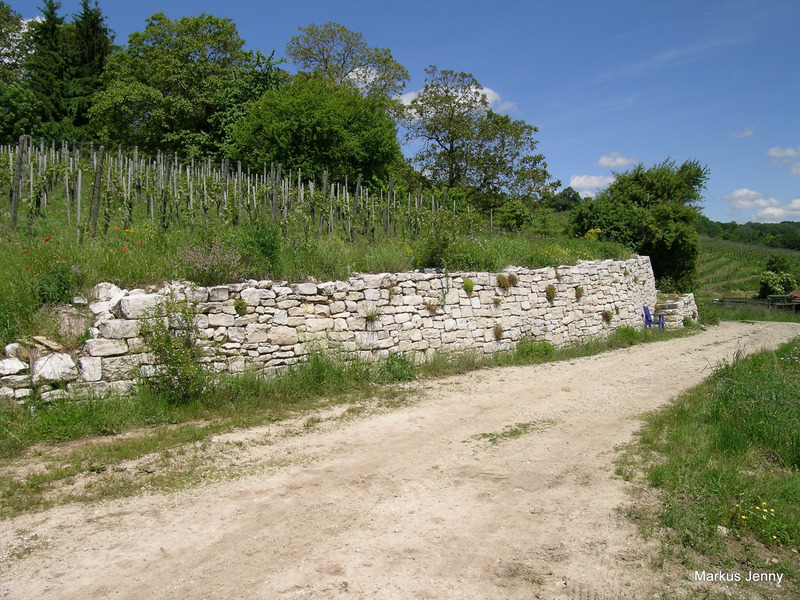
[696,236,800,299]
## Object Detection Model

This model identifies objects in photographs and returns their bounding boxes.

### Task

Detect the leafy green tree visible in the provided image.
[89,12,280,157]
[0,80,41,142]
[548,186,583,212]
[286,22,408,98]
[24,0,67,130]
[64,0,113,133]
[571,159,709,290]
[405,65,554,215]
[0,1,29,82]
[231,75,401,182]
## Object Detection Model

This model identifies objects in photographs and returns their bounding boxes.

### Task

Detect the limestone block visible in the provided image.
[267,326,299,346]
[245,323,270,343]
[293,282,318,295]
[227,327,246,343]
[234,313,258,326]
[120,294,163,319]
[15,388,31,399]
[40,389,70,402]
[92,282,122,302]
[99,319,140,339]
[208,286,230,302]
[1,374,29,389]
[0,357,27,376]
[102,354,148,380]
[84,338,128,357]
[228,357,246,373]
[208,313,235,327]
[240,287,263,306]
[31,353,78,385]
[273,286,293,296]
[78,357,102,382]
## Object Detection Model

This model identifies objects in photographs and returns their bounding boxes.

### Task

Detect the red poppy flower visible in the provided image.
[123,247,128,252]
[25,267,30,271]
[115,226,120,230]
[44,237,50,242]
[23,249,28,253]
[136,241,142,245]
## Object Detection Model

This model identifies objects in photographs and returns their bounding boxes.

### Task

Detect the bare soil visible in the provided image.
[2,321,800,600]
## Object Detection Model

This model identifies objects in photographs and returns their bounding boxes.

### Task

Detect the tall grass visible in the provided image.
[622,337,800,553]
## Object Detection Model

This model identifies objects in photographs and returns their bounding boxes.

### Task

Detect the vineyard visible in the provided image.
[697,236,800,298]
[0,137,628,347]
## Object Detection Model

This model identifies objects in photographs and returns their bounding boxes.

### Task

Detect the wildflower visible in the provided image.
[742,516,747,519]
[44,237,50,242]
[23,249,28,253]
[24,267,30,271]
[136,242,142,246]
[123,247,128,252]
[773,536,777,540]
[115,226,120,231]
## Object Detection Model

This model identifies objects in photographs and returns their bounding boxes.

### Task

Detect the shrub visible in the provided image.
[423,299,438,314]
[507,272,518,287]
[35,263,82,305]
[493,323,504,340]
[496,274,509,290]
[234,298,247,315]
[379,353,416,382]
[175,243,244,286]
[463,277,475,295]
[758,270,797,298]
[363,303,382,328]
[545,284,556,303]
[575,286,584,300]
[515,337,555,360]
[139,295,208,406]
[492,296,502,307]
[602,310,613,324]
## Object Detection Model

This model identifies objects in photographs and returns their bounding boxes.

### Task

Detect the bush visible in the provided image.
[139,295,208,405]
[515,337,555,361]
[378,353,416,382]
[463,277,475,295]
[35,263,81,305]
[174,243,245,286]
[758,270,797,298]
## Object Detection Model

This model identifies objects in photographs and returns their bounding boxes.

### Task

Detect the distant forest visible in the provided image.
[698,215,800,252]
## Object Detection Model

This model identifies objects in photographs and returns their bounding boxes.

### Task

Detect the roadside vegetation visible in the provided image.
[618,335,800,598]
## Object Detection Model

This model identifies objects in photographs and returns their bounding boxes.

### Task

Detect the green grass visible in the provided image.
[618,336,800,591]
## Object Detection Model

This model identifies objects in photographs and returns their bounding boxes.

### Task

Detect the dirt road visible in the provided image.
[2,321,799,600]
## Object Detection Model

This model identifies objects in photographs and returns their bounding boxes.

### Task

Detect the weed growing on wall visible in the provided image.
[139,294,208,405]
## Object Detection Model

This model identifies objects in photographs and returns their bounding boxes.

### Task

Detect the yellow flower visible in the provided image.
[742,516,747,520]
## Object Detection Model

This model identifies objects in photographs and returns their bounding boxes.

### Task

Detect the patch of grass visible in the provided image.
[618,336,800,589]
[473,420,557,445]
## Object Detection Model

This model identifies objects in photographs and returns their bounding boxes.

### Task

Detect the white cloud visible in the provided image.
[730,126,755,138]
[399,91,418,105]
[480,87,517,113]
[569,175,615,194]
[722,188,800,222]
[766,146,800,176]
[767,146,799,158]
[597,152,636,168]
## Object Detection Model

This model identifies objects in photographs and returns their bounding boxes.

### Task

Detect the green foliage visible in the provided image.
[545,284,556,303]
[231,75,401,182]
[378,353,416,382]
[174,243,245,287]
[624,339,800,552]
[758,270,797,298]
[233,298,247,315]
[514,337,555,360]
[572,159,708,291]
[286,22,409,98]
[404,66,555,214]
[463,277,475,295]
[90,12,280,157]
[34,263,82,305]
[139,295,208,406]
[496,273,509,289]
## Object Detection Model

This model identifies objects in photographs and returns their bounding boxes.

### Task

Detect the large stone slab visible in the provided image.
[31,353,78,385]
[120,294,164,319]
[0,357,27,376]
[84,338,128,357]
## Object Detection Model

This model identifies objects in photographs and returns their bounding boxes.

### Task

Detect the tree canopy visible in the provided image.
[231,75,401,182]
[405,65,555,216]
[89,12,282,157]
[286,22,408,98]
[571,159,709,290]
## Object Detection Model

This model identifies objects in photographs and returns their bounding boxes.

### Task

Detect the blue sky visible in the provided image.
[12,0,800,223]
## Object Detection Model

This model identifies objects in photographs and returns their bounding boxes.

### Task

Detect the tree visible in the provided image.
[89,12,281,157]
[64,0,113,133]
[0,1,29,82]
[405,65,554,215]
[571,159,709,290]
[286,22,408,98]
[24,0,67,129]
[548,186,583,212]
[231,75,401,183]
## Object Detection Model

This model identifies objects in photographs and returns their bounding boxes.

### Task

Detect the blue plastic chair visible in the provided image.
[643,306,665,330]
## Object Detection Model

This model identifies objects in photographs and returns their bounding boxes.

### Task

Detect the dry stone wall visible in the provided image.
[0,256,698,404]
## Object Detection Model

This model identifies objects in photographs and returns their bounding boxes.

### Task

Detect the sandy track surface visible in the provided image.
[2,321,799,600]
